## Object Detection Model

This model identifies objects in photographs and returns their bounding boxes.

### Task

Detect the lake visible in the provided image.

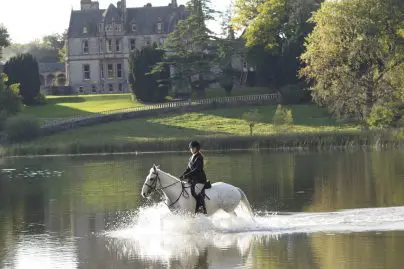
[1,150,404,269]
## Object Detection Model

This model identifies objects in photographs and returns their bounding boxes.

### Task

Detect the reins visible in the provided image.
[146,172,190,208]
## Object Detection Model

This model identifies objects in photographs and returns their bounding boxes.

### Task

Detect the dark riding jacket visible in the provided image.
[182,152,207,184]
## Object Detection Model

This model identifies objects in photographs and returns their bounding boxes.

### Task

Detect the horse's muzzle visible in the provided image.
[142,190,152,198]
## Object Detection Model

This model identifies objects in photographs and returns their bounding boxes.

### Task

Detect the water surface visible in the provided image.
[1,150,404,269]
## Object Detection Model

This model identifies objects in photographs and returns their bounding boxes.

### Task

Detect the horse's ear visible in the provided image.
[156,165,160,169]
[153,164,157,171]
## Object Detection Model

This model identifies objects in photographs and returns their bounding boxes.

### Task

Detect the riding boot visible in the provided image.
[196,195,207,214]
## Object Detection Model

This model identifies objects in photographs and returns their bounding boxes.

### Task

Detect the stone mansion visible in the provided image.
[66,0,187,93]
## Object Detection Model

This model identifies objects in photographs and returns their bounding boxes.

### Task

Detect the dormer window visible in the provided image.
[83,25,88,34]
[131,24,137,32]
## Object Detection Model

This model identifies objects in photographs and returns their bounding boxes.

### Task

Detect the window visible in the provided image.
[99,39,103,53]
[116,63,122,78]
[107,64,114,79]
[156,22,163,33]
[79,86,84,93]
[129,39,136,51]
[118,83,123,92]
[115,39,121,52]
[98,23,103,33]
[83,64,90,80]
[131,24,137,32]
[100,64,104,79]
[92,85,97,93]
[83,40,89,54]
[106,39,113,52]
[83,25,88,34]
[145,37,151,46]
[108,84,114,92]
[159,37,165,45]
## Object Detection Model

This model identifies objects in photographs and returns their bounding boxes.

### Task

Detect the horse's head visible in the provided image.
[141,164,160,198]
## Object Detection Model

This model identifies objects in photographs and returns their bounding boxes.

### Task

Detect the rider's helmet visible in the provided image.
[189,141,201,151]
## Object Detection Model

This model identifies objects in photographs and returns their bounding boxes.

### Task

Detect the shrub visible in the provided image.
[3,53,41,105]
[279,83,312,104]
[129,47,170,102]
[220,77,234,96]
[220,66,236,96]
[273,104,294,126]
[367,103,404,128]
[34,93,47,105]
[242,109,261,136]
[4,115,41,142]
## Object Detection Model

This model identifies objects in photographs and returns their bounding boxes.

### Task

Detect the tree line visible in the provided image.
[131,0,403,127]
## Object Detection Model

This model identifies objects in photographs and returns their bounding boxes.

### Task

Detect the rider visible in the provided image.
[180,141,208,214]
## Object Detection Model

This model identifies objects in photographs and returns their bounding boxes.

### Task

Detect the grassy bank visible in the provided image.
[6,104,403,156]
[24,87,271,123]
[23,94,142,123]
[5,130,404,156]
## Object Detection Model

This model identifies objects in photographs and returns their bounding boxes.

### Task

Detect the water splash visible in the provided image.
[103,203,404,265]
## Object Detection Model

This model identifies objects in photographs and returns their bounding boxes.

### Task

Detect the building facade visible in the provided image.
[66,0,186,94]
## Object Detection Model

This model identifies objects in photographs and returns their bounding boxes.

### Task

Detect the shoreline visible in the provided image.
[2,129,403,158]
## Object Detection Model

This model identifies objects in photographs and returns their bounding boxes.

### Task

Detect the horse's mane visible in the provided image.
[157,168,181,182]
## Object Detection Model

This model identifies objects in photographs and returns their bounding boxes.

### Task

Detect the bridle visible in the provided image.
[144,170,190,208]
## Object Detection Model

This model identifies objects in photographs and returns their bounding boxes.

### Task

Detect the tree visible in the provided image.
[43,31,67,63]
[129,46,170,102]
[4,53,41,105]
[299,0,404,122]
[272,104,293,126]
[0,74,23,129]
[2,31,67,63]
[156,0,219,97]
[0,24,11,60]
[232,0,323,88]
[218,4,239,96]
[242,109,261,136]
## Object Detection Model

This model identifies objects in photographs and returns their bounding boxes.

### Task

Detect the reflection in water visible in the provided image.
[12,236,77,269]
[0,150,404,268]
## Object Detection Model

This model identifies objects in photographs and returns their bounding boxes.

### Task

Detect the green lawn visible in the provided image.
[23,94,142,121]
[22,88,271,123]
[28,105,358,147]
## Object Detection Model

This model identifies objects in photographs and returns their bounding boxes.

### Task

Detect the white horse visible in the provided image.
[141,165,254,218]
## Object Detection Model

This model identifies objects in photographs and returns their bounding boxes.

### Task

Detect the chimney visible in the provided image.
[81,0,99,10]
[172,0,177,7]
[121,0,127,22]
[81,0,91,10]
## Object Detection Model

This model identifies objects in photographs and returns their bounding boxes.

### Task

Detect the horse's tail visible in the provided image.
[237,188,255,220]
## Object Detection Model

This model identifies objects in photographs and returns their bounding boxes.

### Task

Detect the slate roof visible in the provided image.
[67,4,188,38]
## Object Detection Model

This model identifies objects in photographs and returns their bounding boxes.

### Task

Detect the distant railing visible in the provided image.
[41,93,281,135]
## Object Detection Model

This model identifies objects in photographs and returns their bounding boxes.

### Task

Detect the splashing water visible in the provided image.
[103,203,404,264]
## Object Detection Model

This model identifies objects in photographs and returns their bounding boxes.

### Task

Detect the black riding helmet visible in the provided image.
[189,141,201,150]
